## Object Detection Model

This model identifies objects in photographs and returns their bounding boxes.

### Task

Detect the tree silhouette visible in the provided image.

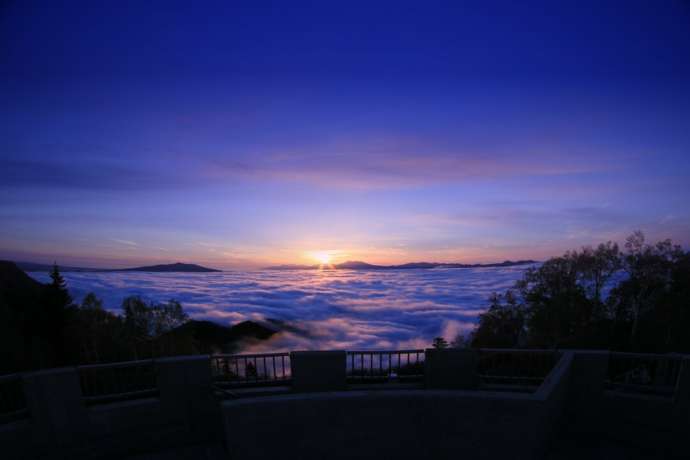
[432,337,449,349]
[39,263,74,365]
[471,233,690,352]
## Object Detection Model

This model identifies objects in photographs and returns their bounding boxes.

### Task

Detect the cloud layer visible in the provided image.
[29,266,532,351]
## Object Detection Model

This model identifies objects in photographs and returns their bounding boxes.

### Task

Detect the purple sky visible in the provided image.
[1,1,690,268]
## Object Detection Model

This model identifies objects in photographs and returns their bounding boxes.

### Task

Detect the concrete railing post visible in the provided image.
[564,350,609,433]
[673,358,690,426]
[424,349,479,389]
[156,355,218,442]
[290,351,346,392]
[22,367,89,455]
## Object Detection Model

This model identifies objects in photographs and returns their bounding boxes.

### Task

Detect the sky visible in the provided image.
[1,1,690,269]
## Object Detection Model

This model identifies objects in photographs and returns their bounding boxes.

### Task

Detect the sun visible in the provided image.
[311,251,332,265]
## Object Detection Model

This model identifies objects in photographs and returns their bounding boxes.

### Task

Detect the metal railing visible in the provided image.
[78,360,158,405]
[212,353,291,387]
[347,350,425,383]
[477,349,560,391]
[0,374,28,424]
[605,352,684,398]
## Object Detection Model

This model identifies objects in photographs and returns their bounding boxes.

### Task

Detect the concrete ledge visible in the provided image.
[0,418,32,460]
[222,388,562,460]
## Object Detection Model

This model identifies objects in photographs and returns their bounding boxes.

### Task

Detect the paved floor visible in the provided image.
[125,443,227,460]
[546,436,677,459]
[123,437,677,459]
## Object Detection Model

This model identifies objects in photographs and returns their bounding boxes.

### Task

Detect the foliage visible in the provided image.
[469,232,690,352]
[122,296,189,339]
[432,337,449,349]
[472,291,525,348]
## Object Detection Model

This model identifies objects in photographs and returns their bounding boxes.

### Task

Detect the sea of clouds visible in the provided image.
[29,266,534,351]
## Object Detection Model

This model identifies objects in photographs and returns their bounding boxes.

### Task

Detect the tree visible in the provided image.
[451,333,470,349]
[609,231,684,349]
[472,291,525,348]
[39,264,74,365]
[81,292,103,310]
[121,296,190,358]
[471,232,690,353]
[122,296,152,341]
[49,263,71,303]
[68,292,126,363]
[432,337,449,349]
[576,242,621,306]
[151,299,189,337]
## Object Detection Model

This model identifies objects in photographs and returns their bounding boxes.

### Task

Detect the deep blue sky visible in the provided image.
[1,1,689,268]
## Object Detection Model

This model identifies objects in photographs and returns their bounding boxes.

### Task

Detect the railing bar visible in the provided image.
[0,384,8,413]
[78,359,155,370]
[212,353,290,359]
[0,374,22,383]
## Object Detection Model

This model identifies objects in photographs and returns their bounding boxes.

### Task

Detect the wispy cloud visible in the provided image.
[203,138,617,189]
[110,238,138,247]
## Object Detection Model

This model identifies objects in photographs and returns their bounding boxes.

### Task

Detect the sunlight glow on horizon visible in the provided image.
[306,250,341,267]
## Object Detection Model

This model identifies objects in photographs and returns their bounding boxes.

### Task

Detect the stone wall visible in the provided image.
[3,355,218,460]
[222,352,574,460]
[2,350,689,459]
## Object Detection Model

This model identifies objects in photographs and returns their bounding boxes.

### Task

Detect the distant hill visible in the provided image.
[165,319,277,353]
[120,262,221,272]
[266,259,537,270]
[15,261,221,273]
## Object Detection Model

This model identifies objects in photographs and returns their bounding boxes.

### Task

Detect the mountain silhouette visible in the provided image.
[14,261,221,273]
[266,259,537,270]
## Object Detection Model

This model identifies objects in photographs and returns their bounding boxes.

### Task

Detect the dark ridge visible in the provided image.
[15,261,221,273]
[266,259,538,270]
[0,260,46,310]
[119,262,221,273]
[167,319,277,353]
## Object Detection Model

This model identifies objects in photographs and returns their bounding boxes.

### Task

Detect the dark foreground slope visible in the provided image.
[0,261,51,372]
[167,320,277,354]
[0,261,274,372]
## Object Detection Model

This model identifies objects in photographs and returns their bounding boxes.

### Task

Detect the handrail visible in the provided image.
[78,360,158,405]
[605,352,683,397]
[346,350,425,383]
[211,352,289,359]
[0,373,22,383]
[347,349,425,354]
[477,349,561,391]
[212,353,292,388]
[478,348,559,353]
[608,351,686,358]
[78,359,156,370]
